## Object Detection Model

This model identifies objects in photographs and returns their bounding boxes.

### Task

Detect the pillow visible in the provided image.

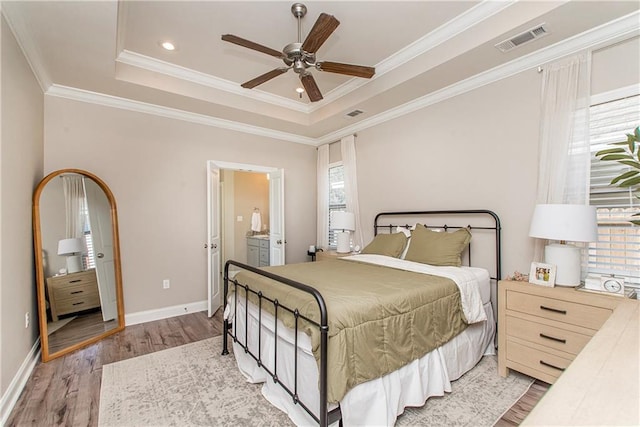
[403,224,471,266]
[361,232,408,258]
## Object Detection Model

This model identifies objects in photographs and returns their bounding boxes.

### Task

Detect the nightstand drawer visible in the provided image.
[259,249,269,263]
[506,315,593,355]
[259,239,269,249]
[507,291,611,330]
[51,281,99,301]
[55,292,101,315]
[507,340,572,381]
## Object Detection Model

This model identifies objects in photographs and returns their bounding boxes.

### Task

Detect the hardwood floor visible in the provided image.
[6,311,547,426]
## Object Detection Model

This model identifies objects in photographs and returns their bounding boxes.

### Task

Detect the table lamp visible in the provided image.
[529,204,598,286]
[58,237,84,273]
[331,211,355,253]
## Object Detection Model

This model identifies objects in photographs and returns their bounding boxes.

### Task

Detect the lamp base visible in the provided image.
[66,255,82,274]
[545,243,581,286]
[336,231,351,253]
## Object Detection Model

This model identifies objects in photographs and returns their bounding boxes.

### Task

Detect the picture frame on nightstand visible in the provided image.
[529,262,556,287]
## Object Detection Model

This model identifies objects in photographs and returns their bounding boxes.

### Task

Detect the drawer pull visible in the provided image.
[72,302,85,306]
[540,360,565,372]
[539,333,566,344]
[70,291,84,295]
[69,279,82,283]
[540,305,567,315]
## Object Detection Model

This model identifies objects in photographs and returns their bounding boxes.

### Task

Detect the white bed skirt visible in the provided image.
[229,298,495,426]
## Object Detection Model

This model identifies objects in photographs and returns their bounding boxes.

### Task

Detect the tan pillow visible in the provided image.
[361,233,408,258]
[404,225,471,266]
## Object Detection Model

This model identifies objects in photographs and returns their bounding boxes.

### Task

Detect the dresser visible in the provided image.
[247,236,270,267]
[498,280,621,384]
[46,269,101,321]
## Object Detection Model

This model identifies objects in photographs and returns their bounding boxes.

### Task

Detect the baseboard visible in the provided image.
[124,300,208,326]
[0,338,41,426]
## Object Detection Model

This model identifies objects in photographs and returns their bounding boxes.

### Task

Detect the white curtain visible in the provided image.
[534,52,591,259]
[341,134,364,250]
[316,144,330,249]
[62,174,88,239]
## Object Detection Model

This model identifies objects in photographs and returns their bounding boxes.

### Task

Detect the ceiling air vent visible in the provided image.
[495,23,549,53]
[346,109,364,118]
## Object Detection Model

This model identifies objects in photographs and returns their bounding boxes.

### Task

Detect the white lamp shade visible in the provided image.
[330,211,355,231]
[529,204,597,242]
[58,238,83,255]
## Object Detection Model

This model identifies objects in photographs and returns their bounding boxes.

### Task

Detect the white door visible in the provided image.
[84,179,117,321]
[207,162,222,317]
[269,169,285,266]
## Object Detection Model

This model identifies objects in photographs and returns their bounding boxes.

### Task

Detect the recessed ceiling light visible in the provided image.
[161,41,176,51]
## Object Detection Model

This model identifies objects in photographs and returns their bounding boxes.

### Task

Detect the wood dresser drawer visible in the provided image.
[46,269,100,321]
[498,280,621,384]
[507,291,611,330]
[506,340,572,382]
[506,315,594,355]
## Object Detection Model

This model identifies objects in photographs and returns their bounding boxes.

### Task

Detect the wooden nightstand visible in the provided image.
[498,280,622,384]
[315,250,354,261]
[46,269,100,321]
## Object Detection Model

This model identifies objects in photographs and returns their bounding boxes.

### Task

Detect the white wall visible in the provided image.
[43,97,317,314]
[0,12,43,404]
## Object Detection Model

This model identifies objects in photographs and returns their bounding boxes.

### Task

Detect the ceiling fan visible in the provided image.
[221,3,375,102]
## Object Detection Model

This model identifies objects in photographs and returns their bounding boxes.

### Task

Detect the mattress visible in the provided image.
[226,261,495,426]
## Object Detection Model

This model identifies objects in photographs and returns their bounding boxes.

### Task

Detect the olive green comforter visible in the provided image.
[233,259,468,403]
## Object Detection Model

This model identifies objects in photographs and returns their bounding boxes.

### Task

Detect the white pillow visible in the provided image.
[395,226,413,258]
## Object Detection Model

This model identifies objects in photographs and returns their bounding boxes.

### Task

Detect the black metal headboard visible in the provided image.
[373,210,502,281]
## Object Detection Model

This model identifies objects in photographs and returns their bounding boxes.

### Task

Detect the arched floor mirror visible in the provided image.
[33,169,125,361]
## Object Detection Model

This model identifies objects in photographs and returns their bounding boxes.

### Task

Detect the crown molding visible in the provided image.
[316,11,640,145]
[1,5,51,92]
[45,11,639,148]
[45,84,317,146]
[116,50,313,113]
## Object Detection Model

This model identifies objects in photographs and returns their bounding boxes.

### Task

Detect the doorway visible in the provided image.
[206,160,285,317]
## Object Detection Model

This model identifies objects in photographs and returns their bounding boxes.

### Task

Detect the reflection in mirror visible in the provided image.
[34,169,124,361]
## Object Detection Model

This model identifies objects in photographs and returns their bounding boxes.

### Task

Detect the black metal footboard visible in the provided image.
[221,260,342,427]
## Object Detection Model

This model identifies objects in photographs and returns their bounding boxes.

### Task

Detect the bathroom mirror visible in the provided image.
[33,169,124,362]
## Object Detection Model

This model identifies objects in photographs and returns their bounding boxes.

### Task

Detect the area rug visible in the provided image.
[99,338,533,427]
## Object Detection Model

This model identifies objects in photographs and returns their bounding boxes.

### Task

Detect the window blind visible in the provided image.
[588,94,640,284]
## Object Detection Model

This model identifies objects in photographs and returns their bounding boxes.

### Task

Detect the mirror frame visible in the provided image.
[33,168,125,362]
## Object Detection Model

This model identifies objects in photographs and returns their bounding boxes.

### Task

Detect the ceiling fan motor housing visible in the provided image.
[283,42,316,74]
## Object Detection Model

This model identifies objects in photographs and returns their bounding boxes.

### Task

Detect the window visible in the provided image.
[328,163,345,247]
[588,91,640,285]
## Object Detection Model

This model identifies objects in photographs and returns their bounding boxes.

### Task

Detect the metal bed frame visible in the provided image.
[222,210,501,427]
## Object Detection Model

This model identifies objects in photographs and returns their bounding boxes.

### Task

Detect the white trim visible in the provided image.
[591,84,640,106]
[45,84,317,146]
[0,338,41,426]
[41,11,640,147]
[117,50,311,113]
[124,300,208,326]
[208,160,279,174]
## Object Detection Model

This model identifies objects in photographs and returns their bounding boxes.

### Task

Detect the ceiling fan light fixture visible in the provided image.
[295,87,305,93]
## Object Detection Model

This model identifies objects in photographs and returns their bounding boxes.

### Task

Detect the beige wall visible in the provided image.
[43,97,317,314]
[354,36,640,279]
[232,171,269,262]
[0,14,44,397]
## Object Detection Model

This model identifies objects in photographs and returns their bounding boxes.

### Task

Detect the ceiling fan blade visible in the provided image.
[221,34,283,58]
[317,61,375,78]
[241,68,288,89]
[300,73,323,102]
[301,13,340,53]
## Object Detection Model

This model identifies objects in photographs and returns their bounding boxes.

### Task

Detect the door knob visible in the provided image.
[97,253,104,258]
[277,240,282,244]
[212,243,218,249]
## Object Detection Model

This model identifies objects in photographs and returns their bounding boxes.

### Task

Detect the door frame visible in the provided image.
[207,160,285,317]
